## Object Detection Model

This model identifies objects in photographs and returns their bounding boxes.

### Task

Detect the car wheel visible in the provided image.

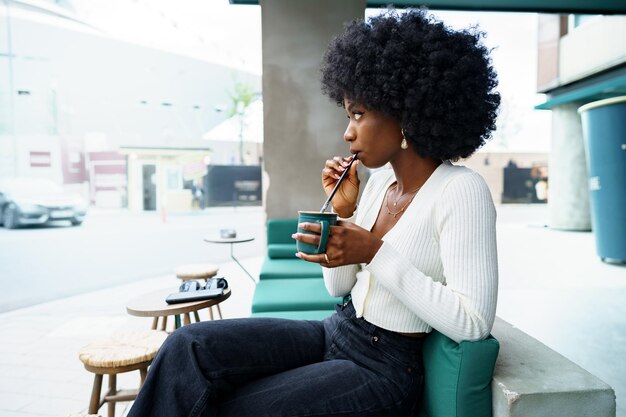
[70,218,83,226]
[3,206,20,229]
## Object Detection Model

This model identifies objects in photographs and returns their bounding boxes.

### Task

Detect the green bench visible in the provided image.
[251,278,342,313]
[259,218,323,280]
[259,257,322,280]
[252,218,336,316]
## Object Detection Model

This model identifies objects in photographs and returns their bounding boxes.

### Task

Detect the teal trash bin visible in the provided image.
[578,96,626,264]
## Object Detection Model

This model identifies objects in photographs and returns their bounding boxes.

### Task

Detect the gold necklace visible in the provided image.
[385,184,421,218]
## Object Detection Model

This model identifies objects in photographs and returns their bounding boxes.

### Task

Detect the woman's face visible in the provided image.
[342,97,403,169]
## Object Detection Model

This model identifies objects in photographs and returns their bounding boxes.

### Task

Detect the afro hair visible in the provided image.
[320,8,500,161]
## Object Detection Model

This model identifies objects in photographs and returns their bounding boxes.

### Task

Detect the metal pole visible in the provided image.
[230,243,256,283]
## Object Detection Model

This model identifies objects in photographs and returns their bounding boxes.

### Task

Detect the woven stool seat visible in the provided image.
[79,330,167,369]
[79,330,168,417]
[175,263,219,280]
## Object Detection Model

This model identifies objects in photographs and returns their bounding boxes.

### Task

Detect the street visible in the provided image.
[0,207,267,312]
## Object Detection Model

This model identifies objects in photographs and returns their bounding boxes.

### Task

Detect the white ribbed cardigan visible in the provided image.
[323,161,498,343]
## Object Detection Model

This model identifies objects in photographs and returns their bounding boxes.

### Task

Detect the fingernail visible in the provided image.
[334,174,341,179]
[295,253,302,258]
[291,233,298,239]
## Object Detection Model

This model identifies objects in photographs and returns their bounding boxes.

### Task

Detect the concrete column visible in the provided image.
[261,0,366,220]
[548,103,591,231]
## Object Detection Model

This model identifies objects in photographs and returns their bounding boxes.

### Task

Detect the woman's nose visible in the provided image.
[344,123,356,142]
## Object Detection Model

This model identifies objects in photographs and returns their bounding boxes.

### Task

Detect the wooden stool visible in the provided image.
[175,263,222,320]
[175,263,219,281]
[78,330,168,417]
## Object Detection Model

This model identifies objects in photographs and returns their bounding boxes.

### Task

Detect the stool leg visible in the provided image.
[108,374,117,417]
[151,317,158,330]
[216,303,223,320]
[161,315,168,331]
[89,374,103,414]
[175,315,181,329]
[193,311,201,323]
[183,312,191,326]
[140,366,148,386]
[208,306,214,321]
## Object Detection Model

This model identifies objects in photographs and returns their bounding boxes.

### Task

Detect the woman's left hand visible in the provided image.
[292,221,383,267]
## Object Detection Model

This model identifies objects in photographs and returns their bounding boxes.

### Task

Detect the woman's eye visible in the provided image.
[346,111,364,120]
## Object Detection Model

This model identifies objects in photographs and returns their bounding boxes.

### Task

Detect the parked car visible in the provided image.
[0,178,88,229]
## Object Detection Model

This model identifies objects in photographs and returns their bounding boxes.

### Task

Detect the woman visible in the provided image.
[128,9,499,417]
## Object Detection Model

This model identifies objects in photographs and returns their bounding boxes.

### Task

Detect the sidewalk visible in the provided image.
[0,257,263,417]
[0,205,624,417]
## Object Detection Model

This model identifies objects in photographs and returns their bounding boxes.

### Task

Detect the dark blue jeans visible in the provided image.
[127,302,424,417]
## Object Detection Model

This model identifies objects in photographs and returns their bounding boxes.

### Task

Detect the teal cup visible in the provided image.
[296,211,338,254]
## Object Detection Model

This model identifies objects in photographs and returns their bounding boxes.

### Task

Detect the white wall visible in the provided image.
[559,16,626,84]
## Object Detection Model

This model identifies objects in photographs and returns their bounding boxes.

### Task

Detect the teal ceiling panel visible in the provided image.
[229,0,626,14]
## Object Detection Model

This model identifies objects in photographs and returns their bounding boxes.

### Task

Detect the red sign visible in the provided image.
[30,151,51,168]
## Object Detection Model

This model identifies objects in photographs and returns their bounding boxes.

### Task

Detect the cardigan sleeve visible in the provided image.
[322,170,383,297]
[364,172,498,342]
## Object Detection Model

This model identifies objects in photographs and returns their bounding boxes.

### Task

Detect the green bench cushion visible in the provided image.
[267,243,298,259]
[251,310,335,321]
[419,330,499,417]
[251,278,342,313]
[267,218,298,245]
[259,257,323,280]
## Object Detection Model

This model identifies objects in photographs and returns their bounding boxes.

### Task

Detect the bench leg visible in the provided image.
[216,303,223,320]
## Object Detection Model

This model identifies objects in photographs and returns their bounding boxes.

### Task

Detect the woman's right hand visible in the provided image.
[322,156,359,218]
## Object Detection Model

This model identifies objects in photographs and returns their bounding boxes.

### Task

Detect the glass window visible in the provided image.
[572,14,601,29]
[167,166,181,190]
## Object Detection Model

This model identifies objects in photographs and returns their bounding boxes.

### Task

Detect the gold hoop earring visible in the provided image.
[401,129,409,150]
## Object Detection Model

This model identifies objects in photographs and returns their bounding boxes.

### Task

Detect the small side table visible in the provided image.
[126,288,231,330]
[204,235,256,283]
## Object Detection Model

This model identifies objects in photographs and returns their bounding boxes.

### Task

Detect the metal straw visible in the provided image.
[320,153,358,213]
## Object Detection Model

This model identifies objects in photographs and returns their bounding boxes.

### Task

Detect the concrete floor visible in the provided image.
[0,204,624,416]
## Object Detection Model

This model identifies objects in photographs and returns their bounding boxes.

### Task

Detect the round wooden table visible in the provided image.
[126,287,231,330]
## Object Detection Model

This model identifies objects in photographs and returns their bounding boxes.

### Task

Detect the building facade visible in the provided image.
[536,14,626,230]
[0,1,261,211]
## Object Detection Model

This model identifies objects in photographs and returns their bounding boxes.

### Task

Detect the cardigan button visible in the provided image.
[372,336,378,342]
